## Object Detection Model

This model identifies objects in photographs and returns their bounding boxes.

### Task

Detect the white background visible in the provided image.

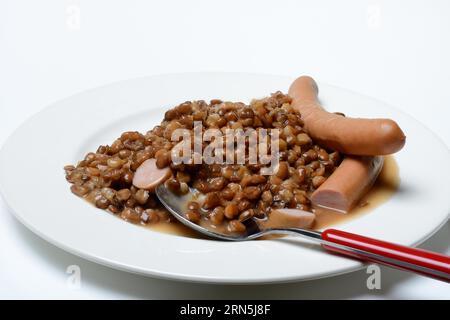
[0,0,449,299]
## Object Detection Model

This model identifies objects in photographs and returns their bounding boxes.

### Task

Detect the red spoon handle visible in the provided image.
[321,229,450,282]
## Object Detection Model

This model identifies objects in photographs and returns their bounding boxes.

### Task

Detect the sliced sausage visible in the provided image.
[132,158,172,191]
[257,208,315,229]
[288,76,406,155]
[311,156,384,213]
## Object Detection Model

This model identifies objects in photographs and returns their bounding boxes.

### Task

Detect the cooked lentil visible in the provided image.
[65,92,341,233]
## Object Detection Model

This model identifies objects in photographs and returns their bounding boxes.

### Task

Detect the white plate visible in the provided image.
[1,73,449,284]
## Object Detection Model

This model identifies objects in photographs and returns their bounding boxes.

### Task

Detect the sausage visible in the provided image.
[288,76,406,155]
[132,158,172,191]
[311,156,384,213]
[257,208,315,229]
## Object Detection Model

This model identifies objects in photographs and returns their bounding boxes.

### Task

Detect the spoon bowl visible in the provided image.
[155,184,323,241]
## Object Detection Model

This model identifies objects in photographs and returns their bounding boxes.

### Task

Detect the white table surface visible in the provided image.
[1,0,449,299]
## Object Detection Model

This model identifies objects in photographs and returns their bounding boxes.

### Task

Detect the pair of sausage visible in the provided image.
[133,76,405,216]
[288,76,405,213]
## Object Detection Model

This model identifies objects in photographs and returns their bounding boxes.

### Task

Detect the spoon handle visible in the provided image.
[321,229,450,282]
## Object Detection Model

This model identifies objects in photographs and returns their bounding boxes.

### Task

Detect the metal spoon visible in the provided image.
[156,183,450,282]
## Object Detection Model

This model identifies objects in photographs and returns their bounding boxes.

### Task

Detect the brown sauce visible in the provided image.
[145,155,400,238]
[148,222,204,239]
